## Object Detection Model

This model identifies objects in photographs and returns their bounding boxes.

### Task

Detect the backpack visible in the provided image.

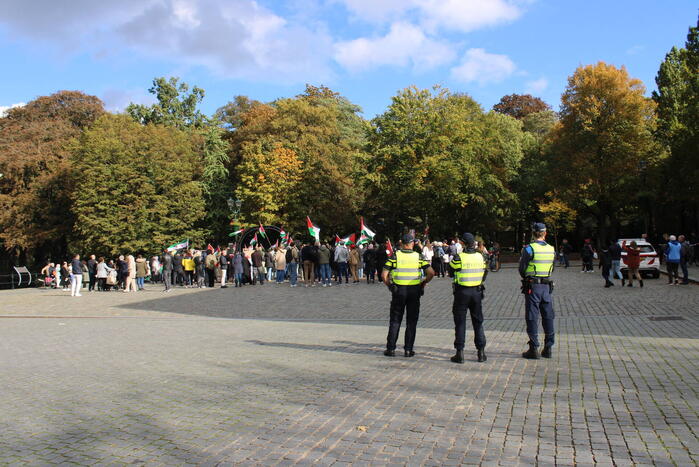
[285,248,293,263]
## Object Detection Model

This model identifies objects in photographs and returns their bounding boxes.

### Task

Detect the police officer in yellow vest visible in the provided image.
[382,233,435,357]
[449,232,488,363]
[520,223,556,359]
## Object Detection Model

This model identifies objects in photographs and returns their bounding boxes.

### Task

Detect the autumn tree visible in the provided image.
[235,143,303,225]
[493,94,551,120]
[0,91,104,261]
[227,84,368,236]
[70,114,206,255]
[549,62,663,242]
[653,16,699,233]
[366,86,526,239]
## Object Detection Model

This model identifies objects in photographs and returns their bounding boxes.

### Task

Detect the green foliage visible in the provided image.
[126,77,207,129]
[229,85,368,235]
[366,86,525,238]
[653,17,699,216]
[70,114,205,255]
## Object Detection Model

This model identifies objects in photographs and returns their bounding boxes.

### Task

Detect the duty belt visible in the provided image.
[527,277,551,284]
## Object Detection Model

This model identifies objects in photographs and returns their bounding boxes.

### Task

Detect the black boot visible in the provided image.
[640,280,644,288]
[522,342,539,359]
[450,349,464,364]
[621,278,625,287]
[404,350,415,357]
[383,349,395,357]
[541,346,552,358]
[477,348,487,362]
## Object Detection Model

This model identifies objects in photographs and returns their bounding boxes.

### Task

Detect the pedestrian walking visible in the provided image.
[599,243,614,288]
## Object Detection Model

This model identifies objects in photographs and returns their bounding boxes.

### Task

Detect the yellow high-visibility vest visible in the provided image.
[454,252,485,287]
[525,242,555,277]
[391,250,421,285]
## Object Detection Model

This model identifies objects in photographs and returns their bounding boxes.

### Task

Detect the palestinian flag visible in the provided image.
[360,217,376,239]
[250,233,258,247]
[334,234,342,245]
[357,233,370,246]
[279,226,287,241]
[386,239,394,257]
[258,222,267,238]
[166,239,189,252]
[207,244,214,252]
[306,216,320,241]
[229,228,245,237]
[341,233,356,246]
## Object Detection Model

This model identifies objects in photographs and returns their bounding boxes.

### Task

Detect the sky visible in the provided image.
[0,1,697,118]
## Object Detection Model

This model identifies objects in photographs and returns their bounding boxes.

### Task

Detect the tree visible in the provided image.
[70,114,205,255]
[653,16,699,234]
[366,86,525,239]
[215,95,262,130]
[550,62,663,242]
[235,143,303,225]
[126,77,207,129]
[0,91,104,261]
[493,94,551,120]
[227,85,368,236]
[127,76,233,242]
[540,193,577,250]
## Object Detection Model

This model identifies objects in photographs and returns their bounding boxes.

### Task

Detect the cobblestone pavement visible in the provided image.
[1,267,698,466]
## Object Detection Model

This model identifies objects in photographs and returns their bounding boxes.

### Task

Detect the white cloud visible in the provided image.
[0,0,334,83]
[334,0,522,32]
[0,102,26,117]
[525,77,548,94]
[334,22,455,72]
[451,48,516,84]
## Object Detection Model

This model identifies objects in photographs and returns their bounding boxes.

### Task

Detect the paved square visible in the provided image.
[1,267,698,466]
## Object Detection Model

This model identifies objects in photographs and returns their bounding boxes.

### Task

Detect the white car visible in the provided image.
[618,238,661,278]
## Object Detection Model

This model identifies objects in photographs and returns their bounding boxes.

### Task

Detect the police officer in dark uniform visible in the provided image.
[520,223,556,359]
[382,234,435,357]
[449,233,488,363]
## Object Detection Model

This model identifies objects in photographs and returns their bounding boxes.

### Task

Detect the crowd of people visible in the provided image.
[38,238,501,295]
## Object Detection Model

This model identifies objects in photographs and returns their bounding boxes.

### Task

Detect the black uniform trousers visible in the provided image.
[386,284,422,351]
[452,286,486,350]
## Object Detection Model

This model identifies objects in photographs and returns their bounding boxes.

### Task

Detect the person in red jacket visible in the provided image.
[621,240,643,288]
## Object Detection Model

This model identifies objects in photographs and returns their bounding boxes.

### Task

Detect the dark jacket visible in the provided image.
[609,243,622,261]
[317,245,331,264]
[173,254,184,271]
[251,250,263,267]
[363,248,377,268]
[87,258,97,274]
[71,259,83,275]
[301,245,317,263]
[162,253,173,272]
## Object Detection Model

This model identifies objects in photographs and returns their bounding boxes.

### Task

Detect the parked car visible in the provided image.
[618,238,661,278]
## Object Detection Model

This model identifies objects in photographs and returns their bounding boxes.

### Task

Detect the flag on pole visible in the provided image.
[229,228,244,237]
[166,239,189,252]
[287,235,293,246]
[360,217,376,239]
[279,226,287,242]
[386,239,394,257]
[306,216,320,241]
[258,222,267,238]
[357,233,370,246]
[341,233,356,246]
[207,244,214,252]
[250,232,258,247]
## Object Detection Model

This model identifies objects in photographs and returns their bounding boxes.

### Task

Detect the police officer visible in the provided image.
[382,234,435,357]
[449,233,487,363]
[520,223,556,359]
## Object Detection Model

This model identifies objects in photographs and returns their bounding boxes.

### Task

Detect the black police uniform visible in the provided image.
[383,250,430,354]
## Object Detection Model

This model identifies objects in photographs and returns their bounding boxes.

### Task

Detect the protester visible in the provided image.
[251,246,265,285]
[334,241,349,285]
[609,240,623,283]
[87,254,97,292]
[135,254,148,291]
[349,245,360,283]
[363,243,377,284]
[301,240,317,287]
[275,246,287,284]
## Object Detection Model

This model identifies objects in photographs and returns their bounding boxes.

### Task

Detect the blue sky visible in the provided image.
[0,1,696,118]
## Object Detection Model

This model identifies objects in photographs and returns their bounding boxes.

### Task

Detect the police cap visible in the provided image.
[401,233,415,244]
[532,222,547,233]
[462,232,475,245]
